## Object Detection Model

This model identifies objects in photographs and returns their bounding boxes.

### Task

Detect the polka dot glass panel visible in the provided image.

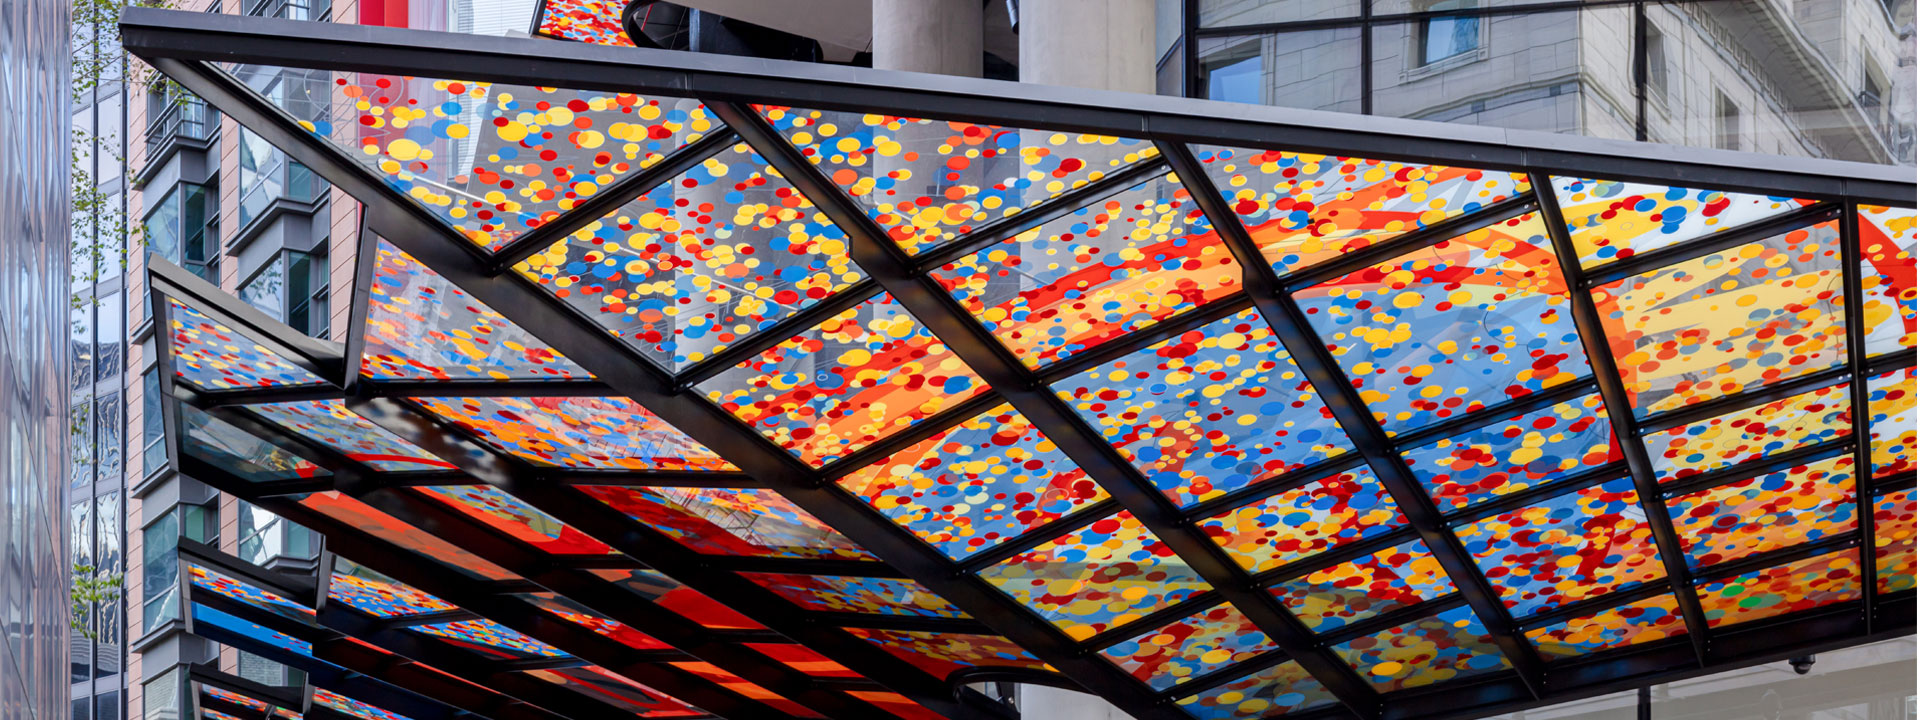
[517,592,667,650]
[416,484,616,555]
[698,292,987,466]
[180,404,327,483]
[247,400,452,472]
[1666,455,1857,568]
[1456,478,1666,616]
[300,491,518,582]
[327,559,455,618]
[1695,549,1860,629]
[524,666,699,718]
[412,618,566,659]
[842,628,1048,679]
[1295,212,1589,433]
[1526,592,1687,657]
[1549,177,1815,268]
[761,106,1160,255]
[167,298,326,391]
[1875,489,1915,594]
[1593,220,1847,416]
[509,142,867,370]
[1858,205,1916,356]
[533,0,633,46]
[1401,393,1618,511]
[834,403,1107,560]
[313,689,410,720]
[1198,467,1404,574]
[588,568,769,630]
[931,171,1242,368]
[411,395,733,471]
[243,66,718,251]
[1269,539,1454,633]
[1645,381,1851,483]
[1054,308,1352,507]
[737,573,966,617]
[1098,604,1276,691]
[1188,144,1528,276]
[1867,367,1915,480]
[1174,661,1336,720]
[363,239,591,381]
[978,511,1209,639]
[1333,604,1511,692]
[578,485,876,560]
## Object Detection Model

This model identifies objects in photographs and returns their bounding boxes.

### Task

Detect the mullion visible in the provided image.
[1840,201,1882,631]
[1387,377,1602,450]
[1180,453,1371,522]
[1576,202,1841,290]
[909,155,1174,273]
[1633,364,1852,436]
[1529,171,1713,664]
[720,100,1386,717]
[1166,140,1550,698]
[1689,535,1860,584]
[1654,437,1855,500]
[1315,594,1470,648]
[1438,461,1632,527]
[672,278,885,389]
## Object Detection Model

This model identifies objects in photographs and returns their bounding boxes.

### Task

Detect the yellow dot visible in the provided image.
[1371,661,1404,677]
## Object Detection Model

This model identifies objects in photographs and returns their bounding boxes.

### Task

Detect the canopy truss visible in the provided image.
[125,8,1915,720]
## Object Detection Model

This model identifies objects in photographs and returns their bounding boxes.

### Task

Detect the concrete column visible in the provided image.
[872,0,984,76]
[1019,0,1157,93]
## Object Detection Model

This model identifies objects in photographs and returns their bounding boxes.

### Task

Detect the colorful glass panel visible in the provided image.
[248,399,453,472]
[746,644,861,679]
[1189,144,1527,276]
[188,563,317,627]
[1646,382,1851,482]
[313,689,412,720]
[1174,660,1336,720]
[412,395,732,471]
[931,172,1242,368]
[1550,177,1815,268]
[762,106,1159,255]
[327,559,457,618]
[413,618,566,659]
[261,69,717,251]
[534,0,634,46]
[579,485,877,560]
[842,628,1048,679]
[1594,220,1846,415]
[418,484,615,554]
[738,573,964,617]
[1296,212,1588,432]
[1695,549,1860,629]
[363,239,590,381]
[1269,539,1454,632]
[978,511,1209,639]
[510,142,866,370]
[180,404,327,482]
[700,292,986,465]
[666,662,814,717]
[1525,592,1687,657]
[202,688,268,713]
[191,603,313,656]
[1456,478,1665,615]
[1054,308,1352,507]
[1402,394,1618,510]
[589,568,768,630]
[1876,489,1916,594]
[1868,367,1916,479]
[300,491,519,582]
[167,298,325,390]
[518,592,667,650]
[1666,455,1857,568]
[1332,604,1510,692]
[834,402,1106,560]
[1098,604,1276,691]
[1198,467,1403,574]
[1858,205,1917,356]
[525,666,702,718]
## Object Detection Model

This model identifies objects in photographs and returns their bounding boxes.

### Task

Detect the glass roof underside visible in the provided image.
[129,9,1917,720]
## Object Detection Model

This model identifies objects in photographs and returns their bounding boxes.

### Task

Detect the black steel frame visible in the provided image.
[122,8,1915,720]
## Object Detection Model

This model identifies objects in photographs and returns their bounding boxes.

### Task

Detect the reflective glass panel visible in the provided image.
[1174,660,1336,719]
[1402,394,1618,510]
[1269,539,1453,633]
[931,171,1242,368]
[1457,478,1665,616]
[1198,467,1403,574]
[737,573,965,618]
[978,511,1209,639]
[699,292,986,465]
[327,558,456,618]
[412,395,733,471]
[834,402,1106,560]
[578,485,876,560]
[247,399,453,472]
[842,628,1047,679]
[1646,382,1851,482]
[187,563,316,627]
[1099,604,1275,691]
[180,404,327,482]
[1189,144,1527,276]
[413,618,566,659]
[1296,212,1588,432]
[1332,604,1510,692]
[1857,205,1916,356]
[1666,455,1857,568]
[1695,549,1860,629]
[167,298,325,390]
[1054,308,1352,507]
[363,239,590,381]
[1549,177,1814,268]
[762,106,1159,255]
[1594,220,1847,415]
[417,485,616,555]
[1868,367,1916,479]
[1876,489,1916,594]
[510,142,866,370]
[1526,592,1687,657]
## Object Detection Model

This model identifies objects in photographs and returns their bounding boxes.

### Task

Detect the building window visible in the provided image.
[1714,89,1741,151]
[240,249,328,338]
[142,668,182,720]
[238,129,323,231]
[142,369,166,476]
[139,503,215,629]
[1201,40,1264,104]
[1417,0,1479,67]
[144,183,218,282]
[236,501,315,568]
[1862,51,1892,143]
[1644,24,1668,106]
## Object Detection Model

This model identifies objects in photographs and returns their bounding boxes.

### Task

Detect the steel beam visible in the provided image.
[1841,202,1882,633]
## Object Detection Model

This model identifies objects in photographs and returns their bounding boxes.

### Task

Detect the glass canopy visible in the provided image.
[124,7,1915,720]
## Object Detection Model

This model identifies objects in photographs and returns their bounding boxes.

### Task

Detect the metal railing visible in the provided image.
[144,95,211,156]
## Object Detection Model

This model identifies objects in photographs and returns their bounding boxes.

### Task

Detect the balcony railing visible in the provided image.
[246,0,328,21]
[145,95,211,157]
[238,154,325,231]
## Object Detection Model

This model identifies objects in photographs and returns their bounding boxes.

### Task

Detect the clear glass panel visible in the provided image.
[1199,0,1359,26]
[1370,10,1604,136]
[179,403,329,482]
